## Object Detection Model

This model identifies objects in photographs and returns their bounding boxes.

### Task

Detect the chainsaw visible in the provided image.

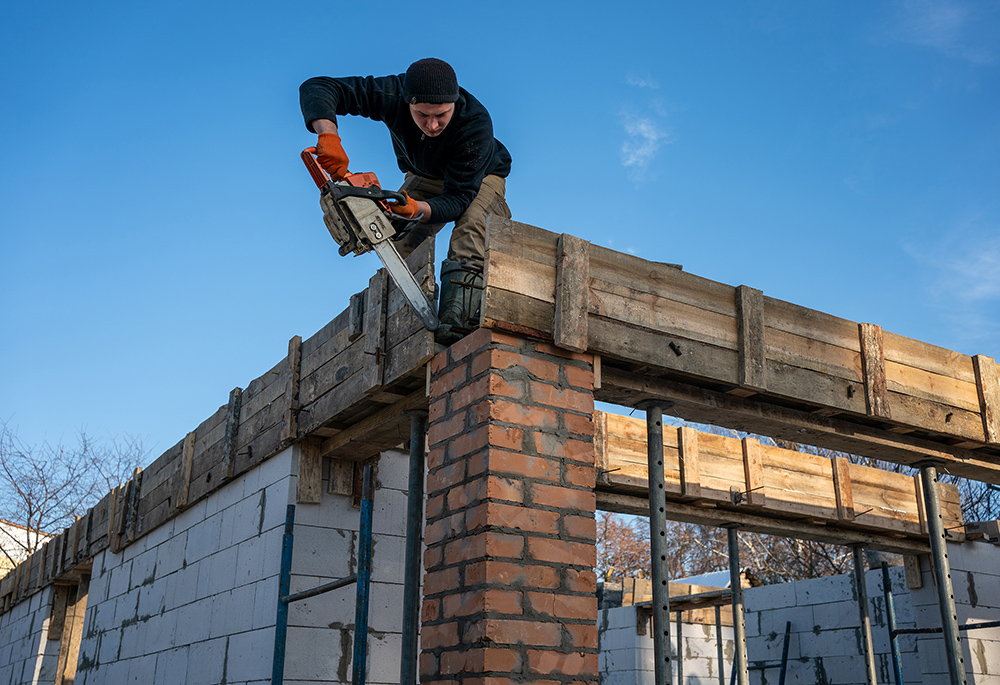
[301,148,440,331]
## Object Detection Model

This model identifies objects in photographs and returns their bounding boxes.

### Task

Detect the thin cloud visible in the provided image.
[620,114,669,174]
[626,74,660,89]
[904,221,1000,350]
[886,0,997,65]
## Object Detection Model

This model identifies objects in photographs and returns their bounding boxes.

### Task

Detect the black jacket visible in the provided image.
[300,74,511,223]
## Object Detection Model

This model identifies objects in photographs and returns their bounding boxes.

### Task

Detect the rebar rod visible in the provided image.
[852,545,878,685]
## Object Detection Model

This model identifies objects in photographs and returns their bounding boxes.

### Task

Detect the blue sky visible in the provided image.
[2,2,999,458]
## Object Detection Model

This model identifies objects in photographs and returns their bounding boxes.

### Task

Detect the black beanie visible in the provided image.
[402,58,459,104]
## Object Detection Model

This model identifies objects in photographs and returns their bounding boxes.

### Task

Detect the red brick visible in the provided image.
[425,511,465,542]
[566,569,597,594]
[448,326,494,362]
[424,567,460,596]
[464,618,562,647]
[533,433,593,463]
[524,589,605,621]
[427,446,447,471]
[428,412,467,448]
[447,478,487,512]
[491,401,560,431]
[490,374,527,400]
[421,621,460,649]
[483,450,560,482]
[422,598,441,622]
[526,650,598,676]
[563,515,597,541]
[474,502,560,535]
[425,493,445,522]
[563,364,595,390]
[484,350,561,383]
[464,560,560,590]
[429,396,448,423]
[488,424,525,451]
[426,461,466,494]
[526,537,595,566]
[485,475,525,503]
[424,544,442,569]
[529,381,594,413]
[418,652,439,678]
[429,348,451,376]
[564,463,596,488]
[445,531,524,565]
[430,364,468,398]
[442,589,523,618]
[566,624,599,650]
[530,483,596,511]
[448,424,489,459]
[562,412,594,437]
[452,375,490,412]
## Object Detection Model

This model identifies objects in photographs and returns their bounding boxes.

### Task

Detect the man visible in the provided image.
[299,58,512,342]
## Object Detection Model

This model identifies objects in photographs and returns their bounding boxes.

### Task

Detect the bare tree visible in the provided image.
[0,422,147,568]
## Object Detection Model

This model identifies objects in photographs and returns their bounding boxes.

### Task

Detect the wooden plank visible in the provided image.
[221,387,243,481]
[598,367,1000,484]
[48,585,69,640]
[328,459,354,496]
[362,269,388,395]
[736,285,766,392]
[297,440,323,504]
[740,438,766,507]
[173,432,195,513]
[554,233,590,353]
[904,554,923,589]
[974,355,1000,444]
[281,335,303,444]
[678,427,701,499]
[319,389,429,461]
[859,323,891,419]
[124,468,143,544]
[832,457,855,521]
[349,290,366,342]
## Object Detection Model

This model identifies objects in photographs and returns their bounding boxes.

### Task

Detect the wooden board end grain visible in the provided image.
[554,233,590,353]
[859,323,892,419]
[973,354,1000,444]
[736,285,766,393]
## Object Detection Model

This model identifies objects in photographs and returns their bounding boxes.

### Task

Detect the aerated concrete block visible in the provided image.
[185,637,228,685]
[185,513,223,565]
[153,646,189,685]
[226,628,274,682]
[745,580,796,611]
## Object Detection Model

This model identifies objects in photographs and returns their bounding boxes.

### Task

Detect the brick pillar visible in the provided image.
[422,328,598,683]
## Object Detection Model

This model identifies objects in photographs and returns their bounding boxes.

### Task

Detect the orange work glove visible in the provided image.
[388,191,421,219]
[315,132,350,180]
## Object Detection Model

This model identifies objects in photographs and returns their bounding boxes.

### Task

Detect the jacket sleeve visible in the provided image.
[299,75,404,131]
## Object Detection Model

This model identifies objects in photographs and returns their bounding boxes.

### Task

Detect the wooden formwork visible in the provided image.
[482,219,1000,483]
[594,411,962,555]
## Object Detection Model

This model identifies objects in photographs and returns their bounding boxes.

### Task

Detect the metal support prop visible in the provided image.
[353,463,375,685]
[881,562,906,685]
[715,605,725,685]
[642,402,673,685]
[271,505,296,685]
[851,545,878,685]
[400,410,428,685]
[727,526,749,685]
[919,464,966,685]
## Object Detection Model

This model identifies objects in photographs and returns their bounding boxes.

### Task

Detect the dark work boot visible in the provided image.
[435,259,484,345]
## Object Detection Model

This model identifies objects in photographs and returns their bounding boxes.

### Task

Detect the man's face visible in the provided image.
[409,102,455,137]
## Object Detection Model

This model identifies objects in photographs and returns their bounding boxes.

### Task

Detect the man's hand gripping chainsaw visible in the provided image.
[301,148,440,332]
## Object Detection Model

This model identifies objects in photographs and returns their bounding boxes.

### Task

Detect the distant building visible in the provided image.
[0,520,50,574]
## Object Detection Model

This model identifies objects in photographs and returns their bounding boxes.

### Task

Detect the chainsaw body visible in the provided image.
[302,149,440,331]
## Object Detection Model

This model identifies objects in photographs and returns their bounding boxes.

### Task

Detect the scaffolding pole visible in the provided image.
[919,463,967,685]
[726,526,749,685]
[641,401,674,685]
[400,410,428,685]
[851,545,878,685]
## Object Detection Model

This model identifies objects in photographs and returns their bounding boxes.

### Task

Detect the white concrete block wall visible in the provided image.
[910,541,1000,684]
[0,587,59,685]
[282,449,411,685]
[69,445,414,685]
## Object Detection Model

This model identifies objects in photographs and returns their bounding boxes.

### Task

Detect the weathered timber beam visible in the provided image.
[319,388,428,461]
[596,491,932,556]
[598,366,1000,484]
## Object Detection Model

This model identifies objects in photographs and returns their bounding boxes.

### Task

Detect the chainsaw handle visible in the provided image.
[301,147,331,189]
